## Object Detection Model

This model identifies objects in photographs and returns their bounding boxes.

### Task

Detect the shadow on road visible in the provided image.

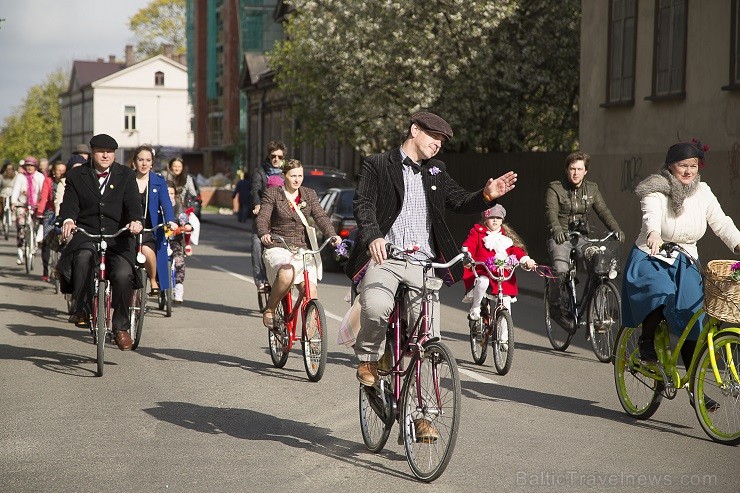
[144,401,414,480]
[0,342,98,377]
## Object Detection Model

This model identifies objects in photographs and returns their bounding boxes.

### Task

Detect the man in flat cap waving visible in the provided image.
[59,134,143,350]
[346,112,517,406]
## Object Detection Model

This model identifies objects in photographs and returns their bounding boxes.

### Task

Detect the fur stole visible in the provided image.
[634,168,700,215]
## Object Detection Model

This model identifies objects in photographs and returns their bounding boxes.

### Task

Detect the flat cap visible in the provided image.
[23,156,38,166]
[410,111,453,142]
[89,134,118,150]
[73,143,89,154]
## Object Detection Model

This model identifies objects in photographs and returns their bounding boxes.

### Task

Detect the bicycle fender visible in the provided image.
[422,337,441,346]
[715,327,740,339]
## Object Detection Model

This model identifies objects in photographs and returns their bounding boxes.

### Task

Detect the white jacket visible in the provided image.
[11,170,45,208]
[636,182,740,260]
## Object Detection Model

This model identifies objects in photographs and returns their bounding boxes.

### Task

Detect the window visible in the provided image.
[649,0,687,99]
[155,71,164,86]
[604,0,637,105]
[725,0,740,90]
[124,105,136,130]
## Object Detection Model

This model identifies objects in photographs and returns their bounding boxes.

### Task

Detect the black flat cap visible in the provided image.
[410,111,453,142]
[89,134,118,150]
[665,141,704,165]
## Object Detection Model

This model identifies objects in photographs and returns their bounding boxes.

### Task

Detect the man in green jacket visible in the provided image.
[545,151,623,330]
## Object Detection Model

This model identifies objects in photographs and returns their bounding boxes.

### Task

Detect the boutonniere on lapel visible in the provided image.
[429,166,441,176]
[109,184,114,189]
[298,200,307,210]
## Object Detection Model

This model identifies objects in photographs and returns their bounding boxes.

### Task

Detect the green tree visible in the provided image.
[129,0,186,59]
[0,69,68,162]
[268,0,579,154]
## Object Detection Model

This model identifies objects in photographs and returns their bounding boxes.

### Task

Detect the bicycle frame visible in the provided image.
[562,231,617,324]
[470,260,523,321]
[379,247,471,422]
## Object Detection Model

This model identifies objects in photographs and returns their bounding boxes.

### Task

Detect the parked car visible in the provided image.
[301,166,352,196]
[317,187,357,272]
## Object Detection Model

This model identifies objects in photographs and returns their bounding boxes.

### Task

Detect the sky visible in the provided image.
[0,0,152,123]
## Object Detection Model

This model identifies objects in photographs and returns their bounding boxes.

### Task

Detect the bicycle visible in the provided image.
[2,196,10,240]
[614,242,740,445]
[266,234,332,382]
[467,260,545,375]
[359,245,469,482]
[73,226,130,377]
[257,284,270,313]
[157,244,174,317]
[130,224,165,350]
[15,205,37,274]
[544,231,621,362]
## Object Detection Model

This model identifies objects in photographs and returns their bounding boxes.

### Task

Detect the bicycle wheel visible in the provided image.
[131,270,147,350]
[23,226,32,274]
[302,300,328,382]
[468,300,489,365]
[359,342,394,452]
[587,281,620,363]
[163,289,172,317]
[268,297,290,368]
[2,210,8,240]
[66,294,74,315]
[401,341,461,482]
[613,326,663,419]
[692,333,740,445]
[492,309,514,375]
[544,280,573,351]
[95,281,107,377]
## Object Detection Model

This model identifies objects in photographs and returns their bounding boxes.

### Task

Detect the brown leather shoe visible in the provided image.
[356,361,379,386]
[115,330,133,351]
[68,311,90,328]
[413,419,439,443]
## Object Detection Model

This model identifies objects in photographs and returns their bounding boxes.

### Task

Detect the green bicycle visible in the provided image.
[613,242,740,445]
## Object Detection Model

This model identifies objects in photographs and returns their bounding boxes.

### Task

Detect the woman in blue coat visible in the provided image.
[129,144,176,295]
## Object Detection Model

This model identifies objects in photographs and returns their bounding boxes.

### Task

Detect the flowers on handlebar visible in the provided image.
[483,254,519,275]
[335,239,353,259]
[729,261,740,281]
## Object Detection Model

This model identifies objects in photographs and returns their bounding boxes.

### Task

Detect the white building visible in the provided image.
[61,50,193,163]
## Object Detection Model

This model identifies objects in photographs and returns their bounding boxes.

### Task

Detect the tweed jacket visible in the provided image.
[256,186,336,249]
[59,162,143,265]
[345,147,494,285]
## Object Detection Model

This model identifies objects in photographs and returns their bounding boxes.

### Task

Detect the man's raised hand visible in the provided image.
[484,171,518,201]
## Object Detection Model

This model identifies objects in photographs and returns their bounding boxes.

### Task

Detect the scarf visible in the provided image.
[634,167,700,216]
[25,172,37,209]
[482,230,513,261]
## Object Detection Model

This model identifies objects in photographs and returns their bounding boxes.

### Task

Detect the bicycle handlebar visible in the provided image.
[568,230,617,242]
[270,234,336,255]
[74,226,130,240]
[469,259,526,282]
[385,243,473,270]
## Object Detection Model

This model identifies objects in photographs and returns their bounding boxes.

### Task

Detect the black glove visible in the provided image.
[554,231,568,244]
[614,230,625,243]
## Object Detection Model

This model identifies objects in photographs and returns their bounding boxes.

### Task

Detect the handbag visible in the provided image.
[285,189,323,280]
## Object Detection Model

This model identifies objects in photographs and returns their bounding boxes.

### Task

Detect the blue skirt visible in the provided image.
[621,246,703,340]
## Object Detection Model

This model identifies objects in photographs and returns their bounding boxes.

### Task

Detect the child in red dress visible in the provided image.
[462,204,536,320]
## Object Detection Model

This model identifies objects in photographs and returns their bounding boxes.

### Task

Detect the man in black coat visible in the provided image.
[346,112,517,399]
[59,134,143,350]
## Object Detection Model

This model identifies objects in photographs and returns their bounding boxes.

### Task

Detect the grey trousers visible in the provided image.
[354,259,440,362]
[546,236,589,304]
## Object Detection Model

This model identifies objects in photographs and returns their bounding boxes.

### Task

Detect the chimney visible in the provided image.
[163,43,174,59]
[125,45,135,66]
[109,55,116,63]
[97,58,104,63]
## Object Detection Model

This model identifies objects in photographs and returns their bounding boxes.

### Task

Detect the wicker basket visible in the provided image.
[703,260,740,324]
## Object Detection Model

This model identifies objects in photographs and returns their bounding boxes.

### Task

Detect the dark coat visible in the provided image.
[59,162,143,266]
[345,147,494,285]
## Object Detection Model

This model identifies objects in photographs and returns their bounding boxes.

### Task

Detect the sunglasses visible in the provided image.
[270,154,284,160]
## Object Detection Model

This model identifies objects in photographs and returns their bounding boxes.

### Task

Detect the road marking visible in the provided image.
[211,264,344,322]
[458,367,498,384]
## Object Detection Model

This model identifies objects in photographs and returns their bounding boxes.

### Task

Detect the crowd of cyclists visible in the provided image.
[2,115,738,466]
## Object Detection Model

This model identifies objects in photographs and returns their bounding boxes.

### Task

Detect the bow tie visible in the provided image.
[403,157,421,174]
[97,171,109,179]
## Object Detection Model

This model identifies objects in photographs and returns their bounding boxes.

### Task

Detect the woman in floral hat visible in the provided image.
[461,204,536,321]
[256,159,341,328]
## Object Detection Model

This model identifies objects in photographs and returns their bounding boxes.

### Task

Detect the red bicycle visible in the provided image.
[267,235,333,382]
[73,226,129,377]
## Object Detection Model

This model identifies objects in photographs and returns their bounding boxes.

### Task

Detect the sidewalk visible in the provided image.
[199,210,547,298]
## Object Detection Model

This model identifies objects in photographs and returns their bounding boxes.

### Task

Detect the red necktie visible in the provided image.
[97,171,109,179]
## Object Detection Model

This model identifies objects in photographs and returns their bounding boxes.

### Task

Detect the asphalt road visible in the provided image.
[1,219,737,493]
